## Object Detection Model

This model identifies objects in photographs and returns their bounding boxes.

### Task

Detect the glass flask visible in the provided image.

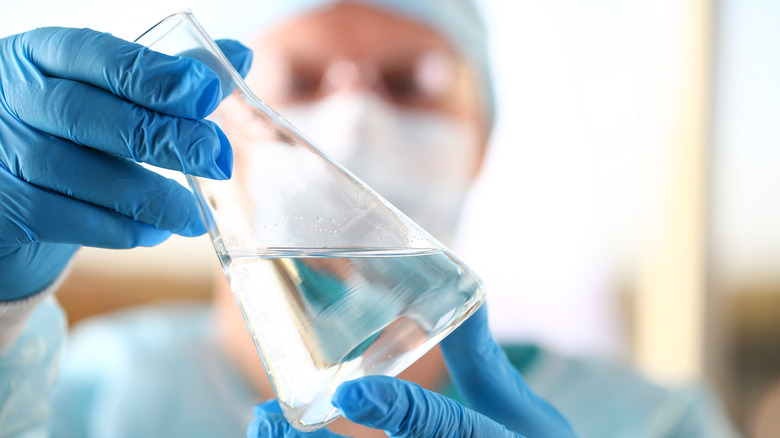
[135,10,485,431]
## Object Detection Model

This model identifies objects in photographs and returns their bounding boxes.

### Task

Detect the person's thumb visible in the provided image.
[333,376,519,438]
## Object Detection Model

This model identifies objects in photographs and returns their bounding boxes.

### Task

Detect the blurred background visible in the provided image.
[3,0,780,435]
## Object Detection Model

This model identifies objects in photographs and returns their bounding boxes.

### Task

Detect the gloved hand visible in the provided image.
[247,304,580,438]
[0,28,253,301]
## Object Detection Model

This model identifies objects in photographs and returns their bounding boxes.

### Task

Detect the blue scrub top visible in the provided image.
[2,299,741,437]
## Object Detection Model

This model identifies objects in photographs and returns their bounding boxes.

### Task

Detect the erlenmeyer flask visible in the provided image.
[135,10,484,431]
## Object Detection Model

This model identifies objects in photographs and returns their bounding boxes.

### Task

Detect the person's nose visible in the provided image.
[321,60,378,95]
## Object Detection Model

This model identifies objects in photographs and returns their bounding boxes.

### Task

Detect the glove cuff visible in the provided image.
[0,261,71,352]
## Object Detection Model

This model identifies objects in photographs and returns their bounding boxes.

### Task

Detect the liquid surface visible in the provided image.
[222,248,483,430]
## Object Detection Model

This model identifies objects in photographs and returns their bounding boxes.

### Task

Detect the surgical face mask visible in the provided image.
[278,92,480,244]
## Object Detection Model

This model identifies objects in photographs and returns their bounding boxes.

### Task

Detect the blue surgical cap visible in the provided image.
[210,0,495,126]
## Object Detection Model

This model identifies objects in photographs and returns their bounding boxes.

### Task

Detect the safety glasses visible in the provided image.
[253,45,473,112]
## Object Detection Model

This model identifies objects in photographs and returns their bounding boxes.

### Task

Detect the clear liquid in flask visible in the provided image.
[223,247,484,431]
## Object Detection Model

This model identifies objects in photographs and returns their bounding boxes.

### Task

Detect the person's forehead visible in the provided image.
[249,2,452,60]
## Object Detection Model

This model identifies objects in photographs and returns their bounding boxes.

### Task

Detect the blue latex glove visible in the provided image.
[0,28,252,300]
[247,304,580,438]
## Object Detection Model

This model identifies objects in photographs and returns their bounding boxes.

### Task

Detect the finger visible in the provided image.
[215,39,253,78]
[334,377,518,438]
[7,134,205,236]
[248,401,345,438]
[181,40,253,99]
[18,27,221,118]
[441,305,577,437]
[0,166,170,249]
[4,77,231,179]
